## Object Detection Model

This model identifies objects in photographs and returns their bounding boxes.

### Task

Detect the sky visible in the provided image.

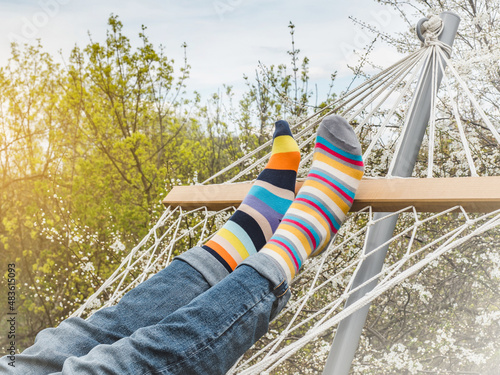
[0,0,411,103]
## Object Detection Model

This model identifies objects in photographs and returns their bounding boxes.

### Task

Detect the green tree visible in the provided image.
[0,15,242,350]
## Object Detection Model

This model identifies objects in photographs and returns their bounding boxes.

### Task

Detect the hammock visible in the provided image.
[71,13,500,374]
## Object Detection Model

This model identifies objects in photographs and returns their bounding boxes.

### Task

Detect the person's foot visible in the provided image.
[202,120,301,272]
[260,115,364,282]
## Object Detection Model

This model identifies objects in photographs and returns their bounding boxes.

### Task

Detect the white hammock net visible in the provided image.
[71,17,500,374]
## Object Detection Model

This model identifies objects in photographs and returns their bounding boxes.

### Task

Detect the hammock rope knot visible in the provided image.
[421,14,452,56]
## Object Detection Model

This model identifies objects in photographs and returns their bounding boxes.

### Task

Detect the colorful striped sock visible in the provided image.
[202,120,301,273]
[260,115,364,283]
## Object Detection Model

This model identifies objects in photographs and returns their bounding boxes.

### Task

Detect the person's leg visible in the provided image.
[48,252,289,375]
[42,114,363,375]
[0,120,300,375]
[184,119,300,274]
[0,259,214,375]
[261,114,364,282]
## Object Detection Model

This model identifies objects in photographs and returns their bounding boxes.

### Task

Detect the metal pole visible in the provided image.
[322,11,460,375]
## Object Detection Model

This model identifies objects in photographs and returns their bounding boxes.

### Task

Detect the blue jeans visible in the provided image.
[0,248,290,375]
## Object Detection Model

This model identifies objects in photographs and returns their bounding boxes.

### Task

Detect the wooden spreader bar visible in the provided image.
[163,176,500,213]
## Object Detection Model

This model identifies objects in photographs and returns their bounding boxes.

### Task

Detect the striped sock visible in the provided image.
[202,120,300,273]
[260,115,364,283]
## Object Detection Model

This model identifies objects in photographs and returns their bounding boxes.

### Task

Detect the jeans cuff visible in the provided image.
[175,246,229,287]
[239,252,291,320]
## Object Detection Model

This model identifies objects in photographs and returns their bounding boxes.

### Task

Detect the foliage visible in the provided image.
[0,15,242,350]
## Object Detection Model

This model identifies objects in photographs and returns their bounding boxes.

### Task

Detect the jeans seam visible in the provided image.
[275,286,289,298]
[273,279,285,291]
[149,288,275,375]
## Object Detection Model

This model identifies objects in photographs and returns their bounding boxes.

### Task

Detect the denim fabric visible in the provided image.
[0,258,212,375]
[242,252,291,321]
[0,251,289,375]
[176,246,229,287]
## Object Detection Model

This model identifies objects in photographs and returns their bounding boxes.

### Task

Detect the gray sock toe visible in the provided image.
[318,115,362,155]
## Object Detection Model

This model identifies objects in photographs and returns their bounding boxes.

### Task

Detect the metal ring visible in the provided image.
[416,17,429,42]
